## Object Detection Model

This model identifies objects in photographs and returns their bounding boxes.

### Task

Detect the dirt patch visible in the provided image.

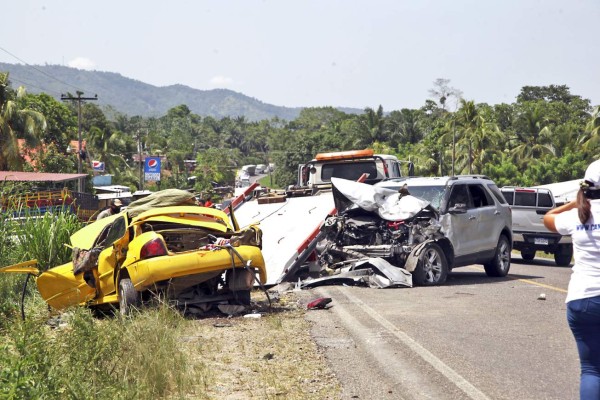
[180,290,342,399]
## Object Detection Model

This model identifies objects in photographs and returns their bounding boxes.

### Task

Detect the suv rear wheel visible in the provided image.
[484,235,511,277]
[413,243,448,286]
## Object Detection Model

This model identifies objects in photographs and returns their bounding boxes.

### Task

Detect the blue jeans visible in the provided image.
[567,296,600,400]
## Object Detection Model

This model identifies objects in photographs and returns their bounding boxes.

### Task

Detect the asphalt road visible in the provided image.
[304,256,579,400]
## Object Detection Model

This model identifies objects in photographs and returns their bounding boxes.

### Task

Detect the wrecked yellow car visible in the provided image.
[2,205,266,315]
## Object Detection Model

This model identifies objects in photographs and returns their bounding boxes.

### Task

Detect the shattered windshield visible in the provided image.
[403,185,446,210]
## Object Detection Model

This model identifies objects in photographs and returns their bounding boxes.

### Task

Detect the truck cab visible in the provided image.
[297,149,402,193]
[500,186,573,266]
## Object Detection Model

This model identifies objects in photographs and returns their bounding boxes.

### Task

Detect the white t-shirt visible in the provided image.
[555,199,600,303]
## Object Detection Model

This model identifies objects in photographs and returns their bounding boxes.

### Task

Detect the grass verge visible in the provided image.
[0,291,341,399]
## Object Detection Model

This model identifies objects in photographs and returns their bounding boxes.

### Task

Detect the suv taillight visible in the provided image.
[140,238,168,260]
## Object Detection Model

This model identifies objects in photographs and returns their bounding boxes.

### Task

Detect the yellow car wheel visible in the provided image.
[119,278,140,315]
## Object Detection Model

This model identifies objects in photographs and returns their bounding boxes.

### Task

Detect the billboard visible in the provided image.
[144,156,161,182]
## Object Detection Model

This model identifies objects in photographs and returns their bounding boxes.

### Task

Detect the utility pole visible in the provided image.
[136,129,144,190]
[61,91,98,192]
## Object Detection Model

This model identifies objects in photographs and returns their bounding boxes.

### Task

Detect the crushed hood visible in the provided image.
[331,177,431,221]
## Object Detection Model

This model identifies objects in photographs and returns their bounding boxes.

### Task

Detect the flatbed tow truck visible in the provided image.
[227,149,403,285]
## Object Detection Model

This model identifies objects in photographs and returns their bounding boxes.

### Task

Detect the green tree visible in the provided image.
[509,104,554,164]
[193,148,238,193]
[451,100,501,174]
[18,92,76,151]
[0,72,47,170]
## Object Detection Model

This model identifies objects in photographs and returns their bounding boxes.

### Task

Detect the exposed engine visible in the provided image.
[317,204,444,269]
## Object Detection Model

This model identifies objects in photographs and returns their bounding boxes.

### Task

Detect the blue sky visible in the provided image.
[2,0,599,110]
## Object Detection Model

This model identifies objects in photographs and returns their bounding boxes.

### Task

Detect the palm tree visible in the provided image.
[510,104,555,163]
[353,106,386,148]
[452,100,501,174]
[580,106,600,157]
[0,73,47,170]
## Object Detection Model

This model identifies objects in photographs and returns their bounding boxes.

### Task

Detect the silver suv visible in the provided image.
[376,175,513,284]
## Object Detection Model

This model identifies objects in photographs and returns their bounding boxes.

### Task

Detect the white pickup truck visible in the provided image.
[501,186,573,266]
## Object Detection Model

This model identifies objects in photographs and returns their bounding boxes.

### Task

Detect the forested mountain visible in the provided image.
[0,62,312,121]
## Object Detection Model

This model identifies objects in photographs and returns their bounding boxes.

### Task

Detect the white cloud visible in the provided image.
[68,57,96,70]
[209,75,234,88]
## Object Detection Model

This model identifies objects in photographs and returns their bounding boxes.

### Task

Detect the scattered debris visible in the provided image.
[244,313,263,319]
[217,304,246,316]
[301,257,412,289]
[307,297,332,310]
[538,293,546,300]
[213,322,233,328]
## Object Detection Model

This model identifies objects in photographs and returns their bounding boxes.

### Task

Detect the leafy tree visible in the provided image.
[193,148,238,193]
[18,92,76,151]
[509,103,554,164]
[580,106,600,158]
[0,72,47,170]
[27,142,76,173]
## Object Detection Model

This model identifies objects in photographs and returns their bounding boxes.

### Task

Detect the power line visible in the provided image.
[6,76,63,97]
[0,45,88,93]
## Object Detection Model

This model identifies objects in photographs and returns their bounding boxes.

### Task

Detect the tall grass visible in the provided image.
[0,305,208,399]
[11,207,83,271]
[0,208,210,399]
[0,207,83,327]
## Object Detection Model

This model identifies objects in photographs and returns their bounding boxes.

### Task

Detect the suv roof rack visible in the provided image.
[448,175,491,181]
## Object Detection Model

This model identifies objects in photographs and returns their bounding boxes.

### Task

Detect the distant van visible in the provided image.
[297,149,402,192]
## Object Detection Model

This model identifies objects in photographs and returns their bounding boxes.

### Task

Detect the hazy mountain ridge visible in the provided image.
[0,62,337,121]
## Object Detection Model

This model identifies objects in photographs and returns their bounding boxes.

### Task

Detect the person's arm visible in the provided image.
[543,200,577,232]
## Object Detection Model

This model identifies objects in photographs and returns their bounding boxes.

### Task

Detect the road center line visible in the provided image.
[321,287,492,400]
[466,266,568,293]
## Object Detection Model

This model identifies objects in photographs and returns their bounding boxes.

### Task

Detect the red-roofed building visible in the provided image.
[17,139,85,169]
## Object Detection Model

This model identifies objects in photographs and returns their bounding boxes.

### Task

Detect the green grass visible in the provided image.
[258,175,281,189]
[0,303,208,399]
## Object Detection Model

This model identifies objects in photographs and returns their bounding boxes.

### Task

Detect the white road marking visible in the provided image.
[320,287,492,400]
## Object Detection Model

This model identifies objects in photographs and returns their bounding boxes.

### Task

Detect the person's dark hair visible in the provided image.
[578,188,592,224]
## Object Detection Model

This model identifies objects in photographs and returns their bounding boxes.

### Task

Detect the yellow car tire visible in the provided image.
[119,278,140,315]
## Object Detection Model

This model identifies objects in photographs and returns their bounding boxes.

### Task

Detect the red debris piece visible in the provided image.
[307,297,332,310]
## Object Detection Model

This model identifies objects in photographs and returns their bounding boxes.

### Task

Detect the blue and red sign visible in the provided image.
[92,160,105,172]
[144,156,161,181]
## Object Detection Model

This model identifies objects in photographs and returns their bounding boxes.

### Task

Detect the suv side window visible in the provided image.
[468,184,493,208]
[493,185,510,205]
[448,184,471,209]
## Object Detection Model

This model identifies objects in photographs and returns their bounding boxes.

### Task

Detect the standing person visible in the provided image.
[97,199,123,220]
[204,197,214,208]
[544,159,600,399]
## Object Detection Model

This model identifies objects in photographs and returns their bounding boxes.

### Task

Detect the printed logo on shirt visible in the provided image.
[576,224,600,231]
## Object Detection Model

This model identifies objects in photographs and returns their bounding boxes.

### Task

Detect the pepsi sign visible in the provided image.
[144,156,161,182]
[144,157,161,173]
[92,160,105,172]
